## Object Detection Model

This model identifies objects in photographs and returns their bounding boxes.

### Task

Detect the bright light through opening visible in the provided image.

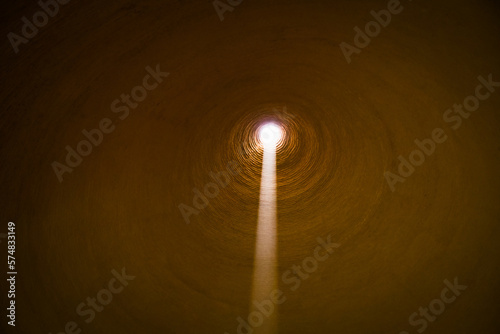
[250,122,280,334]
[258,123,283,147]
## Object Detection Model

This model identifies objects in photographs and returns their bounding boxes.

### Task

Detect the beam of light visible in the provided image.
[249,123,282,334]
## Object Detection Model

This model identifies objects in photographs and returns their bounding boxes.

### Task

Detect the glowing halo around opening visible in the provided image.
[258,122,283,148]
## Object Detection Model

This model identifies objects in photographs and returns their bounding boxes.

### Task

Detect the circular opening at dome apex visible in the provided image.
[258,122,283,147]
